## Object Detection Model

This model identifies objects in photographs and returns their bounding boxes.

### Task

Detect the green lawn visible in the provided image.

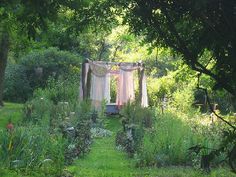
[0,102,23,129]
[68,117,236,177]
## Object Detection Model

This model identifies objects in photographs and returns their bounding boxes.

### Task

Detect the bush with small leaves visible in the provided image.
[4,64,32,102]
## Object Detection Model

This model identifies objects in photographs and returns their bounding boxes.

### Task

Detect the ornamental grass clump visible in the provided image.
[136,112,202,167]
[0,126,65,175]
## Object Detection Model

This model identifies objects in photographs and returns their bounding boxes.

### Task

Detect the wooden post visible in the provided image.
[86,67,91,99]
[81,59,89,100]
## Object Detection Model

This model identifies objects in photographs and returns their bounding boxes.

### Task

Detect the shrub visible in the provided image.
[19,47,81,91]
[22,98,93,166]
[147,75,176,107]
[3,64,32,102]
[61,100,93,164]
[77,100,93,121]
[120,101,155,128]
[116,102,154,157]
[4,48,81,102]
[34,74,80,105]
[171,86,195,113]
[23,97,53,125]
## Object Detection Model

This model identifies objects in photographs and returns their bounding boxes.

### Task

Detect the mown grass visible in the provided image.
[0,102,23,129]
[68,117,236,177]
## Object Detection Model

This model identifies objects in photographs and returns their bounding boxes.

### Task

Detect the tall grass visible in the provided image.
[0,126,65,175]
[136,112,207,167]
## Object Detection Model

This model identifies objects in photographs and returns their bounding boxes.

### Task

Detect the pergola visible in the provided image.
[80,59,148,113]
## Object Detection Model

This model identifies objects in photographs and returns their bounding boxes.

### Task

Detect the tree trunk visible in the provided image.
[0,30,10,107]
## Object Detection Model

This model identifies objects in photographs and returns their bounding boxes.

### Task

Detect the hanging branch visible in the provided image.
[197,73,236,130]
[111,40,124,61]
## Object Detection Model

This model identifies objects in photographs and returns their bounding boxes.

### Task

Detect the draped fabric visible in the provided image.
[90,74,107,108]
[104,73,111,103]
[116,67,135,107]
[89,60,109,77]
[80,60,148,110]
[90,73,111,104]
[141,73,148,107]
[120,63,140,72]
[89,61,110,109]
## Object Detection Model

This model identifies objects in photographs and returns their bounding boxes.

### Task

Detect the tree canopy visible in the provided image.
[0,0,87,106]
[82,0,236,97]
[1,0,236,105]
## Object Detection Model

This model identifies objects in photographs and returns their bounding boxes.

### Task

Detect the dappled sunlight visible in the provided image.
[0,0,236,176]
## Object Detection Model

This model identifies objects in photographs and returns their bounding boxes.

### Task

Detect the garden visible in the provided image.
[1,1,236,177]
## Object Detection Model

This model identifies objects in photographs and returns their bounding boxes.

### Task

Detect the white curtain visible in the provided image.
[80,60,148,109]
[89,61,110,108]
[90,73,110,103]
[116,68,135,106]
[141,73,148,107]
[104,73,111,103]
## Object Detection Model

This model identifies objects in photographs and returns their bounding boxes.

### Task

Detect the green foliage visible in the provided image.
[0,103,23,129]
[3,48,81,103]
[116,102,155,157]
[22,97,53,124]
[120,102,155,127]
[0,103,234,176]
[0,0,86,105]
[19,47,81,90]
[77,100,92,121]
[211,91,235,114]
[45,18,111,60]
[70,118,235,177]
[136,112,201,167]
[64,100,93,164]
[147,62,198,114]
[172,86,195,113]
[19,73,93,167]
[3,64,32,103]
[34,74,80,105]
[0,0,82,38]
[0,126,65,175]
[147,75,175,107]
[82,0,236,98]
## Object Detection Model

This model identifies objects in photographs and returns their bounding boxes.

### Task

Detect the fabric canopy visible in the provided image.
[80,60,148,109]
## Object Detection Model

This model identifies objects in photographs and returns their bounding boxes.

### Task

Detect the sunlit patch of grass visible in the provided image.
[0,102,23,129]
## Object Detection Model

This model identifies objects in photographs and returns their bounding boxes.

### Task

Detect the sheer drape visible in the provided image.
[89,61,110,108]
[141,73,148,107]
[116,65,137,107]
[80,60,149,109]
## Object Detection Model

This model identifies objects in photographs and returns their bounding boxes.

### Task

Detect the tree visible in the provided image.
[83,0,236,98]
[0,28,9,107]
[0,0,83,106]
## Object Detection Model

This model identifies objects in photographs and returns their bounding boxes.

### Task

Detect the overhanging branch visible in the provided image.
[197,85,236,130]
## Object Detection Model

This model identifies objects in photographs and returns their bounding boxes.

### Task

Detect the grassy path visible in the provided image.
[68,117,137,176]
[67,117,234,177]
